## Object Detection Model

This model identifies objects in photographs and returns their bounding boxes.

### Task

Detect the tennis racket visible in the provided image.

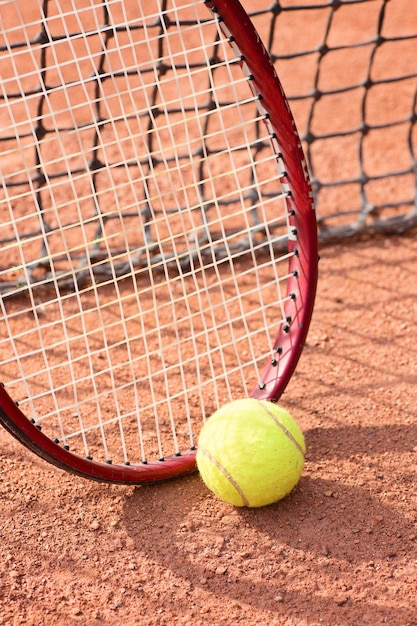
[0,0,318,484]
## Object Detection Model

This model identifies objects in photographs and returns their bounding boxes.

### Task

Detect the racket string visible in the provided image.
[0,0,302,466]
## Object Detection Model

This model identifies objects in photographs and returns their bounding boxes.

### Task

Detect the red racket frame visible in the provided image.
[0,0,318,484]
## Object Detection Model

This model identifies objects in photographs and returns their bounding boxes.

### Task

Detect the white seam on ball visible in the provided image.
[198,446,250,507]
[259,401,305,458]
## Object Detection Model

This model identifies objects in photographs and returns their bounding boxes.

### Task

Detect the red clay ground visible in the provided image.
[1,231,417,626]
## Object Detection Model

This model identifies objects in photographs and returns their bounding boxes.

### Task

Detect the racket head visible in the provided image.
[0,0,317,483]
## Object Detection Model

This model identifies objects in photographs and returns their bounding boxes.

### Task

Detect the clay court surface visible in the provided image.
[1,233,417,626]
[1,1,417,625]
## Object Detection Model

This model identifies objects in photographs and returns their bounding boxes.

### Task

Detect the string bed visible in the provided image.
[0,1,297,466]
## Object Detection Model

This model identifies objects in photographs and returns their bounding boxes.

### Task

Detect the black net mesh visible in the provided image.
[249,0,417,241]
[1,0,416,250]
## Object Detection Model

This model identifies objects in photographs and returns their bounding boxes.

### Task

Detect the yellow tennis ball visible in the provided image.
[196,398,305,508]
